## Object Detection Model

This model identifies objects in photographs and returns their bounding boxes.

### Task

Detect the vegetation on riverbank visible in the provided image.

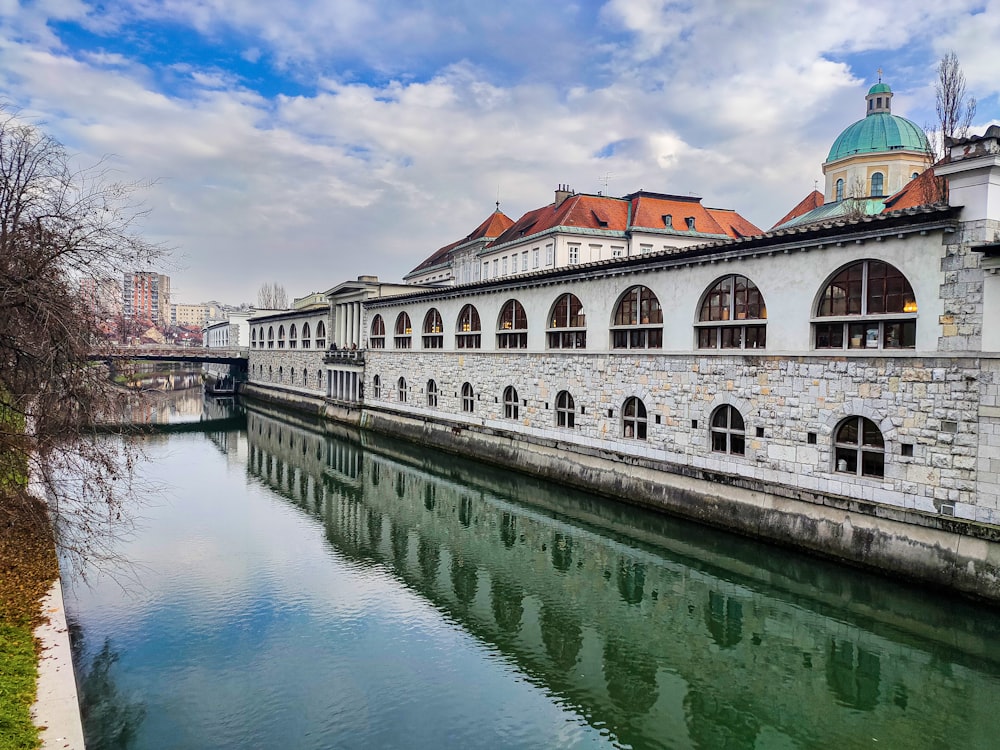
[0,491,58,750]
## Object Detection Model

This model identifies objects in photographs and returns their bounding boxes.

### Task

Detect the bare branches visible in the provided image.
[257,281,287,309]
[933,51,977,156]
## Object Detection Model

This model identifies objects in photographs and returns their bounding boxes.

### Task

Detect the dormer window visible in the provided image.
[686,217,696,231]
[662,214,672,227]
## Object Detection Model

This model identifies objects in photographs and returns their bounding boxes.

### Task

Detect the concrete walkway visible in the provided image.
[31,579,86,749]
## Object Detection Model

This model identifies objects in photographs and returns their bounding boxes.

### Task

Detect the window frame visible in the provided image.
[497,299,528,349]
[370,314,386,349]
[555,390,575,428]
[456,304,482,349]
[427,379,438,408]
[423,308,444,349]
[397,376,408,403]
[834,416,885,478]
[710,405,746,455]
[503,386,519,419]
[696,274,767,350]
[394,312,413,349]
[547,293,587,349]
[622,397,648,440]
[461,382,475,413]
[611,286,663,350]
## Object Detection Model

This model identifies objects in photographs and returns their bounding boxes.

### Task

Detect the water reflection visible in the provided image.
[243,402,1000,749]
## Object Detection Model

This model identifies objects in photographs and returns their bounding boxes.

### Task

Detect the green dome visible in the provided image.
[868,82,891,95]
[826,112,929,162]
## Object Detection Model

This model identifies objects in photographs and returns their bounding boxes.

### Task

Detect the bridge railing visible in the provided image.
[323,349,366,365]
[97,346,250,360]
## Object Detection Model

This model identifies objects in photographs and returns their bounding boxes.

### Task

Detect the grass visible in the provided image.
[0,490,59,750]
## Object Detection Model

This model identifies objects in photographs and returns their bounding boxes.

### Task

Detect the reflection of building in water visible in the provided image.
[244,404,1000,749]
[126,388,205,424]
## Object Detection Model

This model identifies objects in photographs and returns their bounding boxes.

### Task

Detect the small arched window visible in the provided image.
[461,382,475,413]
[395,312,412,349]
[870,172,884,197]
[548,294,586,349]
[397,377,408,402]
[278,325,286,349]
[423,308,443,349]
[612,286,663,349]
[834,416,885,478]
[622,397,647,439]
[556,391,575,428]
[267,326,274,349]
[289,324,298,349]
[427,379,438,408]
[290,367,295,383]
[303,369,308,386]
[251,328,257,347]
[268,365,273,380]
[814,260,917,350]
[317,370,323,389]
[497,300,527,349]
[835,178,844,202]
[503,386,519,419]
[373,374,382,399]
[710,405,745,455]
[697,275,767,349]
[370,315,386,348]
[301,322,311,349]
[456,305,481,349]
[315,321,326,348]
[278,366,284,382]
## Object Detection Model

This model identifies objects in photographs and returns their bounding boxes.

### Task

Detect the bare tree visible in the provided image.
[257,281,288,309]
[932,51,977,156]
[0,109,164,574]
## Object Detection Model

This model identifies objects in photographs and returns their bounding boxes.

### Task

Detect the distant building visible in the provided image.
[123,272,170,323]
[79,275,123,318]
[171,302,211,328]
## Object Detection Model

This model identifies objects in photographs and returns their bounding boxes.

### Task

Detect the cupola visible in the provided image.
[865,82,893,115]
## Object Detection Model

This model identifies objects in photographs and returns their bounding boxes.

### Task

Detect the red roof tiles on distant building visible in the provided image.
[771,190,825,230]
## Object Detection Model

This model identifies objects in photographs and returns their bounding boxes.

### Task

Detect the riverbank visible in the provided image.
[0,491,60,749]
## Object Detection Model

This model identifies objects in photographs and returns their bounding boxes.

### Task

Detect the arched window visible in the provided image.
[302,322,311,349]
[373,374,381,399]
[315,321,326,348]
[251,328,257,347]
[317,370,323,389]
[612,286,663,349]
[548,294,586,349]
[497,300,527,349]
[870,172,884,197]
[814,260,917,350]
[461,382,475,413]
[710,405,745,455]
[397,377,408,402]
[267,326,274,349]
[697,275,767,349]
[911,171,919,180]
[423,308,443,349]
[503,386,519,419]
[834,416,885,478]
[394,312,413,349]
[278,325,286,349]
[622,397,647,439]
[289,324,298,349]
[290,367,295,384]
[427,379,438,407]
[456,305,481,349]
[556,390,575,428]
[278,366,284,382]
[268,365,273,380]
[835,178,844,203]
[370,315,386,349]
[303,369,308,386]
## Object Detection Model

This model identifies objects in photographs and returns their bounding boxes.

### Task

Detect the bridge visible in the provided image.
[94,346,248,365]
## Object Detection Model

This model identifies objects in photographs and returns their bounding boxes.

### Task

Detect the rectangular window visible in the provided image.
[521,251,528,271]
[532,248,540,268]
[590,244,601,260]
[612,246,624,258]
[483,262,489,279]
[502,256,508,275]
[493,258,499,276]
[568,244,579,264]
[640,243,652,255]
[546,244,554,265]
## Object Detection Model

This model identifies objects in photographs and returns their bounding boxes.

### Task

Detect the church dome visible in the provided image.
[826,82,929,163]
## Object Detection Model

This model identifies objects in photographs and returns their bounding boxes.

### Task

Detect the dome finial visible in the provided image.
[877,66,883,83]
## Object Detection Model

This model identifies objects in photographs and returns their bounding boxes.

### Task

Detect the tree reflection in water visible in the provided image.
[75,636,146,750]
[540,604,583,672]
[490,578,524,635]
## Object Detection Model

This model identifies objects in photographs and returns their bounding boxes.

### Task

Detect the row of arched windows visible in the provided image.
[251,321,327,349]
[251,362,324,389]
[370,261,917,352]
[370,374,887,478]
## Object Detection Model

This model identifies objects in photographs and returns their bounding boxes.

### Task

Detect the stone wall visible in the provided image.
[248,347,327,396]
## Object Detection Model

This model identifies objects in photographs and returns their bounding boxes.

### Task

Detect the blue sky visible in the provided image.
[2,0,997,304]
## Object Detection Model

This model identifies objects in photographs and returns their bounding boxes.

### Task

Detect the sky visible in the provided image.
[1,1,998,306]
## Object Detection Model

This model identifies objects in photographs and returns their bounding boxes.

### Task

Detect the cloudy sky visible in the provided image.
[2,1,997,305]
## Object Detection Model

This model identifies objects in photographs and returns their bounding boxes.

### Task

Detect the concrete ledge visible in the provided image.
[32,578,85,749]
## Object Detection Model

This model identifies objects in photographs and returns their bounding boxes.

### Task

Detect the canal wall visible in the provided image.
[239,384,1000,603]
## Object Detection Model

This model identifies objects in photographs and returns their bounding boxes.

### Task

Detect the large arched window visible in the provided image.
[423,308,443,349]
[497,300,527,349]
[612,286,663,349]
[267,326,274,349]
[394,312,412,349]
[622,397,647,440]
[372,374,381,399]
[251,328,257,348]
[835,178,844,203]
[397,377,408,402]
[277,325,285,349]
[814,260,917,350]
[456,305,481,349]
[548,294,586,349]
[461,382,475,413]
[288,324,297,349]
[370,315,386,349]
[555,390,575,428]
[870,172,884,197]
[503,386,519,419]
[697,275,766,349]
[427,379,438,407]
[710,405,745,455]
[301,322,311,349]
[834,416,884,478]
[315,321,326,348]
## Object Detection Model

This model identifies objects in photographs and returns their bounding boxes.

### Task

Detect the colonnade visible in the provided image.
[328,367,363,403]
[334,300,364,349]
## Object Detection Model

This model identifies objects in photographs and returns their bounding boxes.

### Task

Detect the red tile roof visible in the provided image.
[771,190,825,230]
[705,207,763,238]
[409,210,514,275]
[881,166,946,212]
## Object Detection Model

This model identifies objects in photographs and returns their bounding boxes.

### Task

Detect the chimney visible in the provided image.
[554,184,574,206]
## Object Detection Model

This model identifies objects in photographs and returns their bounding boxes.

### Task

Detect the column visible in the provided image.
[354,302,362,347]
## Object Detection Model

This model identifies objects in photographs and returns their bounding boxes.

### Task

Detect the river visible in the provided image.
[64,391,1000,749]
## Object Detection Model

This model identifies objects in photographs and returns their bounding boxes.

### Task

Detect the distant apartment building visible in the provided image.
[171,303,210,327]
[123,272,170,323]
